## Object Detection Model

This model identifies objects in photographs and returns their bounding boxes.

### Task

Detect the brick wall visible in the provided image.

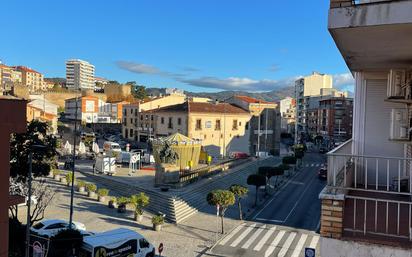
[320,198,344,239]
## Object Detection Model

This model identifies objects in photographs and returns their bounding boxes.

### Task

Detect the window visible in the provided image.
[245,122,249,130]
[232,119,238,130]
[151,115,154,121]
[178,117,182,125]
[130,118,133,124]
[130,129,134,137]
[145,115,149,120]
[130,109,133,114]
[139,238,150,248]
[134,109,137,116]
[168,117,173,129]
[45,223,67,230]
[140,115,143,120]
[215,119,221,130]
[196,119,202,130]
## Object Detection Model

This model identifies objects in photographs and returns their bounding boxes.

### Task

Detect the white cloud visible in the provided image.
[333,73,354,91]
[116,61,161,74]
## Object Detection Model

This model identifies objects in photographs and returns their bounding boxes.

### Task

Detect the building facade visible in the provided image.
[66,59,95,90]
[280,97,296,133]
[320,1,412,256]
[26,97,58,133]
[12,66,44,92]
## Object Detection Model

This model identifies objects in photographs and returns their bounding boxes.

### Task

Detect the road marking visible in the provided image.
[253,226,277,251]
[291,234,308,257]
[264,230,285,257]
[277,232,297,257]
[309,235,320,249]
[316,164,320,167]
[311,164,314,167]
[290,181,304,186]
[219,224,244,245]
[305,164,309,167]
[241,224,266,249]
[230,223,256,247]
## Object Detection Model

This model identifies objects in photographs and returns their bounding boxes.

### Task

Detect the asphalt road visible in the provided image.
[252,152,327,232]
[211,152,327,257]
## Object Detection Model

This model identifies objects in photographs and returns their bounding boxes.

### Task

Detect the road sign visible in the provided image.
[158,243,164,255]
[305,247,315,257]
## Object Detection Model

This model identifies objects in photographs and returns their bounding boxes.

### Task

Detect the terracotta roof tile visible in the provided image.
[235,95,273,104]
[154,102,249,114]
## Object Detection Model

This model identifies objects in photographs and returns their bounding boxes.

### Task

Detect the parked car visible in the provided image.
[318,165,327,180]
[30,219,86,237]
[229,152,250,159]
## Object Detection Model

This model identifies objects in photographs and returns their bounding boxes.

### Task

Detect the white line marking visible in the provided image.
[230,223,256,247]
[219,224,244,245]
[256,218,284,223]
[291,234,308,257]
[277,232,297,257]
[311,164,314,167]
[241,225,266,249]
[316,164,320,167]
[253,226,277,251]
[264,230,285,257]
[309,235,320,249]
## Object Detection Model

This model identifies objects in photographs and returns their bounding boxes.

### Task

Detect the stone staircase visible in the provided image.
[80,157,278,223]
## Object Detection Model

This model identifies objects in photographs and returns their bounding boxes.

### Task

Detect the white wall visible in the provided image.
[321,237,412,257]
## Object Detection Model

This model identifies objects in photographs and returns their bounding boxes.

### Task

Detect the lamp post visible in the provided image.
[25,145,45,257]
[69,92,79,229]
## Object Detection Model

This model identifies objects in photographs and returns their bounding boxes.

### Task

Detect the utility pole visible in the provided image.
[264,107,268,154]
[257,102,261,157]
[25,152,33,257]
[69,92,79,228]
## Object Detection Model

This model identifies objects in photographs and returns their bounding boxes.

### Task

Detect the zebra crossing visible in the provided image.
[304,163,324,168]
[212,223,320,257]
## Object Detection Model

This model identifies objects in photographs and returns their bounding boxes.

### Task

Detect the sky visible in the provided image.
[0,0,353,93]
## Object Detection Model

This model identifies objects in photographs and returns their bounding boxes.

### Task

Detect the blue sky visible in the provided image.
[0,0,353,92]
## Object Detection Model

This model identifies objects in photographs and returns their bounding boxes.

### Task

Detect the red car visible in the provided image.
[229,152,249,159]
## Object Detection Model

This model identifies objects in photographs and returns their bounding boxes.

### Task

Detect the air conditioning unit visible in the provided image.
[387,69,406,99]
[390,108,410,141]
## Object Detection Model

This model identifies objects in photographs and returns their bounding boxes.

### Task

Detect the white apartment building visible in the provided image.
[280,97,296,133]
[66,59,95,90]
[320,1,412,256]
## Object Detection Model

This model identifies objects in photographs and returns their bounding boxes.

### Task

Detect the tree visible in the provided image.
[126,81,148,100]
[269,166,284,188]
[206,190,235,234]
[9,176,55,224]
[258,167,272,195]
[129,192,150,216]
[247,174,266,207]
[229,184,248,220]
[10,120,58,181]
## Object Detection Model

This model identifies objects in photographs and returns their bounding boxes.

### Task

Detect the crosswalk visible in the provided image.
[304,163,325,168]
[213,223,320,257]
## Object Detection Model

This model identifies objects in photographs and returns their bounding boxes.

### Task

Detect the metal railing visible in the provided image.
[328,139,412,195]
[344,195,412,241]
[330,0,393,8]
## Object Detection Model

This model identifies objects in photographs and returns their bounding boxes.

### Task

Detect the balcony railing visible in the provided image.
[327,139,412,242]
[330,0,392,8]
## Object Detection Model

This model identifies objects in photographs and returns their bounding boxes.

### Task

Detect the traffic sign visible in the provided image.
[305,247,315,257]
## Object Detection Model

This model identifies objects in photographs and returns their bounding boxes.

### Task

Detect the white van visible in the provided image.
[103,141,122,156]
[80,228,155,257]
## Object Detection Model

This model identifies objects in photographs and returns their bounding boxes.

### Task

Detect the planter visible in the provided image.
[60,177,67,184]
[88,191,96,198]
[78,186,85,193]
[117,204,127,213]
[98,196,106,203]
[153,224,162,231]
[108,200,117,209]
[134,213,143,222]
[54,175,60,181]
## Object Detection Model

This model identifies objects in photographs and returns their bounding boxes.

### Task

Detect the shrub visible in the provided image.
[151,215,165,225]
[65,172,74,185]
[117,196,130,205]
[52,169,61,176]
[77,180,86,188]
[86,183,97,192]
[130,193,150,215]
[97,188,109,197]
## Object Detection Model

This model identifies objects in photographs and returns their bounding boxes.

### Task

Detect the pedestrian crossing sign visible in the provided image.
[305,247,315,257]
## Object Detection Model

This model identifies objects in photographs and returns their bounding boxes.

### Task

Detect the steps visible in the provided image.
[80,157,279,224]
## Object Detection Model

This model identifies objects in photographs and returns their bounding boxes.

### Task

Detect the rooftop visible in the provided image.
[235,95,274,104]
[12,66,41,74]
[154,101,250,115]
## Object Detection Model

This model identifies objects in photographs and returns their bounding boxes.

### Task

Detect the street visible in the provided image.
[211,152,327,257]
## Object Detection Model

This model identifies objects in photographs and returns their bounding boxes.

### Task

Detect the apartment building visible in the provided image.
[317,96,353,144]
[66,59,95,90]
[27,98,58,134]
[228,95,281,156]
[64,95,126,124]
[280,97,296,133]
[152,101,251,158]
[295,72,333,138]
[320,1,412,256]
[0,64,22,93]
[0,96,26,257]
[12,66,44,92]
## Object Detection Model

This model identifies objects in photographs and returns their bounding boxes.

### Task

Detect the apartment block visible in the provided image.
[66,59,95,90]
[12,66,43,92]
[0,64,22,92]
[320,1,412,256]
[26,98,58,133]
[280,97,296,133]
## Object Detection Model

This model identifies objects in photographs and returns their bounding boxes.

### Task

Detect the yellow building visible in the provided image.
[26,98,58,133]
[152,101,251,158]
[13,66,44,92]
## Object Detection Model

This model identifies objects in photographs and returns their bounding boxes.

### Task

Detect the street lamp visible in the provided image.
[25,144,46,257]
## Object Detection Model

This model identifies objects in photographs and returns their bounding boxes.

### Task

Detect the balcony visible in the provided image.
[328,0,412,71]
[324,139,412,246]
